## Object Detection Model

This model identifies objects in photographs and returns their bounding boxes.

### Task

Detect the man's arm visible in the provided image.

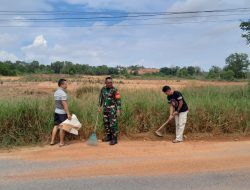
[98,88,104,112]
[173,92,184,115]
[169,105,174,117]
[62,100,71,120]
[115,89,121,116]
[176,99,184,113]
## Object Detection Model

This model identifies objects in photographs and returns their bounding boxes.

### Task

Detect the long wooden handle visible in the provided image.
[156,116,174,132]
[94,114,99,132]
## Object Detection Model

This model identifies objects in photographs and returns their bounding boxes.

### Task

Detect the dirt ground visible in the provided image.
[1,140,250,181]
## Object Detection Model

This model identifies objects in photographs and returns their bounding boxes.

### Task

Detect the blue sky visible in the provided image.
[0,0,249,71]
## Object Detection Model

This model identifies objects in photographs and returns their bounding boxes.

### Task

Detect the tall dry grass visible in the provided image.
[0,85,249,147]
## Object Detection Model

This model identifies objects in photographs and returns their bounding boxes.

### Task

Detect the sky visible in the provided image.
[0,0,249,71]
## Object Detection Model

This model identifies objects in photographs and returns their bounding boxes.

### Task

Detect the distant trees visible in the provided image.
[160,66,201,77]
[128,65,144,75]
[0,60,121,76]
[207,53,249,80]
[220,70,235,81]
[207,66,221,79]
[0,56,248,81]
[224,53,249,79]
[160,66,179,75]
[0,61,17,76]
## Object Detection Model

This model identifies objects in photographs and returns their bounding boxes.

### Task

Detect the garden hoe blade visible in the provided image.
[154,116,174,137]
[155,130,164,137]
[87,114,99,146]
[87,132,98,146]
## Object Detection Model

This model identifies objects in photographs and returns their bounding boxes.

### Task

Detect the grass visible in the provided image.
[0,85,249,147]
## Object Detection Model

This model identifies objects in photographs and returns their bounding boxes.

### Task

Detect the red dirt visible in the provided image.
[1,140,250,180]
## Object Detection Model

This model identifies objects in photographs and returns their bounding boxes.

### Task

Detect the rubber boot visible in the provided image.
[110,135,118,145]
[102,134,112,142]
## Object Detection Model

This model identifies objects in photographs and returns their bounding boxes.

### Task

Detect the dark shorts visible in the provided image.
[54,113,68,126]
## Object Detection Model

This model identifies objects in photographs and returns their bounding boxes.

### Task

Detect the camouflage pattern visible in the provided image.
[99,86,121,136]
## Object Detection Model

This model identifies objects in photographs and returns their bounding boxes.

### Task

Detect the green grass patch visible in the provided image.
[0,86,249,147]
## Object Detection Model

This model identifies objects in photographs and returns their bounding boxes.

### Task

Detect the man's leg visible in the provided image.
[102,112,112,142]
[174,114,180,141]
[110,110,118,145]
[176,111,188,141]
[59,127,65,146]
[50,125,58,145]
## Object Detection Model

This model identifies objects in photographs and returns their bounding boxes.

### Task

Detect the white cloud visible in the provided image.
[23,35,47,50]
[31,35,47,47]
[169,0,250,12]
[0,0,52,11]
[20,33,104,64]
[0,50,18,62]
[63,0,169,11]
[0,0,249,70]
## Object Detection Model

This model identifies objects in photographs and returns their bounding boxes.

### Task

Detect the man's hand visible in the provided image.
[98,107,102,113]
[117,110,121,117]
[172,111,179,116]
[67,113,72,120]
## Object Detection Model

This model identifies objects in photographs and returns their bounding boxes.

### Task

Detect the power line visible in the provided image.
[0,7,248,28]
[0,18,247,28]
[0,12,249,22]
[0,7,250,15]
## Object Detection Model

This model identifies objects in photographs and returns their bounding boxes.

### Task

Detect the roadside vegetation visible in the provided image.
[0,85,249,147]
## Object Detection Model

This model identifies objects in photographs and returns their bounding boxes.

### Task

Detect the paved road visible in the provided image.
[1,170,250,190]
[1,141,250,190]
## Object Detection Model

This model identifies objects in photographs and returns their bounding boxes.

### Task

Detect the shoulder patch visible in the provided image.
[115,90,121,99]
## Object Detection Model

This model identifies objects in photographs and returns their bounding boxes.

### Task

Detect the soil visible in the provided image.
[1,140,250,180]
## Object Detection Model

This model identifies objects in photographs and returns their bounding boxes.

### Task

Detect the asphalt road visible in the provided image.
[1,140,250,190]
[1,170,250,190]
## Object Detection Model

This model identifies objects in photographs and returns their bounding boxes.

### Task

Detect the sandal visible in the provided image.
[59,143,69,147]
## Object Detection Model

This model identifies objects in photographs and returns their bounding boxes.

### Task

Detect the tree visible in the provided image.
[27,60,40,73]
[177,67,188,77]
[95,65,109,75]
[108,67,119,75]
[220,70,235,81]
[0,62,16,76]
[160,67,172,75]
[224,53,250,79]
[187,66,196,76]
[160,66,180,76]
[51,61,64,74]
[207,66,221,79]
[61,61,76,75]
[240,21,250,44]
[118,66,129,76]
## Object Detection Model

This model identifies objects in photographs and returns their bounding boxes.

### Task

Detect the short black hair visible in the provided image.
[58,79,67,87]
[162,85,171,92]
[105,77,112,81]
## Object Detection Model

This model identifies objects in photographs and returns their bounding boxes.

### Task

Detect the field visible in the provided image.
[0,75,249,147]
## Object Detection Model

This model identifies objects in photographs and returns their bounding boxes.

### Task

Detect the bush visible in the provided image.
[220,70,235,81]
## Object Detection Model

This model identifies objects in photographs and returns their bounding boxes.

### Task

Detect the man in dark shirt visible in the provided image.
[162,86,189,143]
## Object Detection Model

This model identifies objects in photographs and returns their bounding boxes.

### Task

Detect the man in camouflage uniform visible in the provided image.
[98,77,121,145]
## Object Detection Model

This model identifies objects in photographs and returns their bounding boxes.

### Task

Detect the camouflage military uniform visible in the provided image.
[99,86,121,137]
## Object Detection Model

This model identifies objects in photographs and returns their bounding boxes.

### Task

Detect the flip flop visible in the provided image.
[59,143,69,147]
[50,142,56,146]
